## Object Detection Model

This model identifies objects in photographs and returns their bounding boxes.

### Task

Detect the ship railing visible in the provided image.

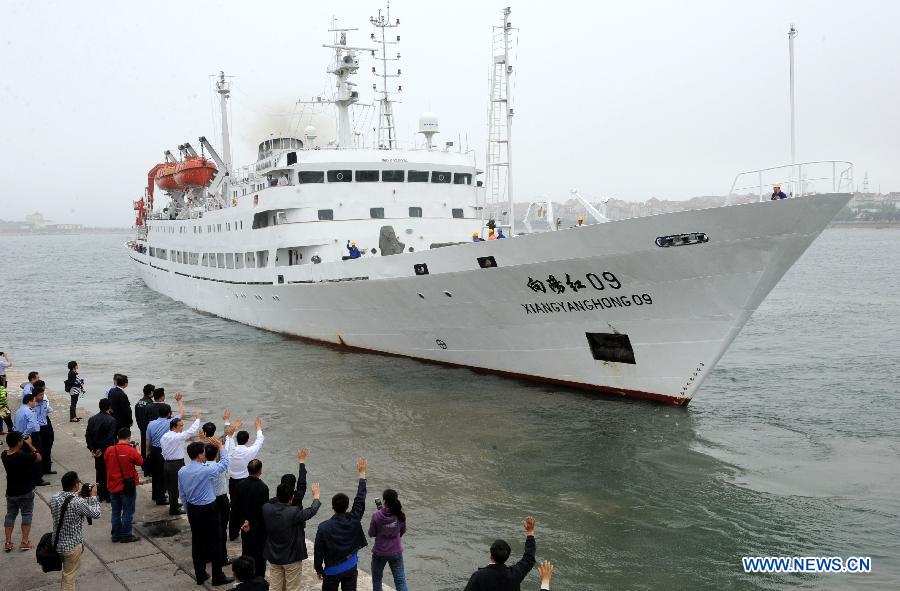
[727,160,853,204]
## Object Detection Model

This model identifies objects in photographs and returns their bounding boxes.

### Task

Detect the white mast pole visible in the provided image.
[216,71,232,175]
[788,24,798,196]
[503,7,514,235]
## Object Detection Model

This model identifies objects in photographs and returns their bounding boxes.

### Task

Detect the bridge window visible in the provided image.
[370,207,385,219]
[245,251,256,268]
[299,171,324,184]
[382,170,405,182]
[318,209,334,221]
[209,253,217,268]
[356,170,379,182]
[453,173,472,185]
[217,253,225,268]
[408,170,428,182]
[235,253,244,269]
[327,170,351,182]
[431,171,451,183]
[452,208,464,218]
[201,253,208,267]
[409,207,422,218]
[256,250,269,267]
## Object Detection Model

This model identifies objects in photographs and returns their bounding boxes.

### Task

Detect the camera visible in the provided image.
[79,482,93,497]
[374,498,382,510]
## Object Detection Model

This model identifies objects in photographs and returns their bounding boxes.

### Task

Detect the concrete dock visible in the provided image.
[0,369,386,591]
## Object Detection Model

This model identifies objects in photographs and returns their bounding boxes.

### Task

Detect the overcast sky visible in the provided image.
[2,0,898,226]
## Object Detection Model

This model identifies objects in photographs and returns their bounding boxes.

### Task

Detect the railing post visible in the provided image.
[832,161,836,192]
[759,171,763,202]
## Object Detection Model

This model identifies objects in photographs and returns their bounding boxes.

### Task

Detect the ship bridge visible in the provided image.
[258,137,304,161]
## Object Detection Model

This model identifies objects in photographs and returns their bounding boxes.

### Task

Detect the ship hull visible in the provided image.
[128,193,850,404]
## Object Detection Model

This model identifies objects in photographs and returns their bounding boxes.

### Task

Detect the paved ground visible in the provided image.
[0,369,385,591]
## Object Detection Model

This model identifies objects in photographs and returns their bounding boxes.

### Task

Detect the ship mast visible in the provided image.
[323,21,367,147]
[215,71,232,204]
[485,7,516,235]
[370,2,402,149]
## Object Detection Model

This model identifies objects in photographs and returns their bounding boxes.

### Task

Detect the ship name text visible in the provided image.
[521,294,653,315]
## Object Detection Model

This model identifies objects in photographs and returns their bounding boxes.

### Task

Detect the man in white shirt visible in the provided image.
[227,417,264,540]
[161,410,202,515]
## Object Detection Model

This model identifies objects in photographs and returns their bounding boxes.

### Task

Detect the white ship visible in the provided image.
[127,7,853,405]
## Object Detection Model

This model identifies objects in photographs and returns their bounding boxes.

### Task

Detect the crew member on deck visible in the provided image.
[278,174,290,186]
[496,228,506,239]
[472,232,484,242]
[576,215,585,226]
[346,241,361,259]
[488,229,496,240]
[771,184,788,200]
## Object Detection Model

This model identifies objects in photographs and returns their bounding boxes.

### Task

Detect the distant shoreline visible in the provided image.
[0,228,131,235]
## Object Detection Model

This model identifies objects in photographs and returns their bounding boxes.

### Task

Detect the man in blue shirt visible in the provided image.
[19,371,39,402]
[771,183,788,200]
[13,393,49,487]
[13,394,40,437]
[346,241,361,259]
[179,430,235,586]
[33,383,55,476]
[146,392,183,505]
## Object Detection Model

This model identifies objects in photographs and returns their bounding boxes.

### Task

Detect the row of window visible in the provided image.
[297,169,472,185]
[149,247,271,269]
[149,220,245,235]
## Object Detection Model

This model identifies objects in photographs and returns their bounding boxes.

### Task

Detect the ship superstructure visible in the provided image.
[127,7,853,405]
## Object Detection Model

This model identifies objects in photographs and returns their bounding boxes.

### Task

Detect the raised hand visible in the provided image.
[538,560,553,585]
[298,448,309,463]
[224,424,236,438]
[311,482,320,499]
[524,516,535,536]
[357,457,367,478]
[174,391,183,402]
[254,417,263,431]
[232,418,243,430]
[194,410,201,419]
[223,409,231,422]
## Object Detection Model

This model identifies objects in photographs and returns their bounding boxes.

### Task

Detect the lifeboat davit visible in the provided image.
[174,156,218,188]
[154,163,179,191]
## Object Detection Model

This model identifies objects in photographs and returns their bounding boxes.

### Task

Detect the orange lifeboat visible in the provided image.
[174,156,218,188]
[154,162,179,191]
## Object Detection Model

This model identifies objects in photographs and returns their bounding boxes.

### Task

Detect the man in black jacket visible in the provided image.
[107,374,132,430]
[85,399,118,502]
[464,516,537,591]
[313,457,368,590]
[133,383,155,474]
[263,479,321,588]
[233,459,270,578]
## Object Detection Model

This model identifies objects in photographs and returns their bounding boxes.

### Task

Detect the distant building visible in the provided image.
[25,212,47,229]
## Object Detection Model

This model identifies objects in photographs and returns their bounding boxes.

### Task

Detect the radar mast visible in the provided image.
[370,2,402,149]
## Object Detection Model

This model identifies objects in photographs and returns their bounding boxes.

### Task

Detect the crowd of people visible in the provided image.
[1,357,558,591]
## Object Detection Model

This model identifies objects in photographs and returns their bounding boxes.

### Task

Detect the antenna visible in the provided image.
[370,2,402,150]
[788,23,798,195]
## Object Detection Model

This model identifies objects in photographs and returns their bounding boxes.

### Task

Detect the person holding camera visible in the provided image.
[50,471,101,591]
[104,428,143,543]
[463,516,537,591]
[368,489,408,591]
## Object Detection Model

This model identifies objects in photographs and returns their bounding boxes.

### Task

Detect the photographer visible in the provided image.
[103,428,143,543]
[50,471,101,591]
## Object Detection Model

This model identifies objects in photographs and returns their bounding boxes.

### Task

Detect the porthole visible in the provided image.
[417,293,425,299]
[443,290,452,297]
